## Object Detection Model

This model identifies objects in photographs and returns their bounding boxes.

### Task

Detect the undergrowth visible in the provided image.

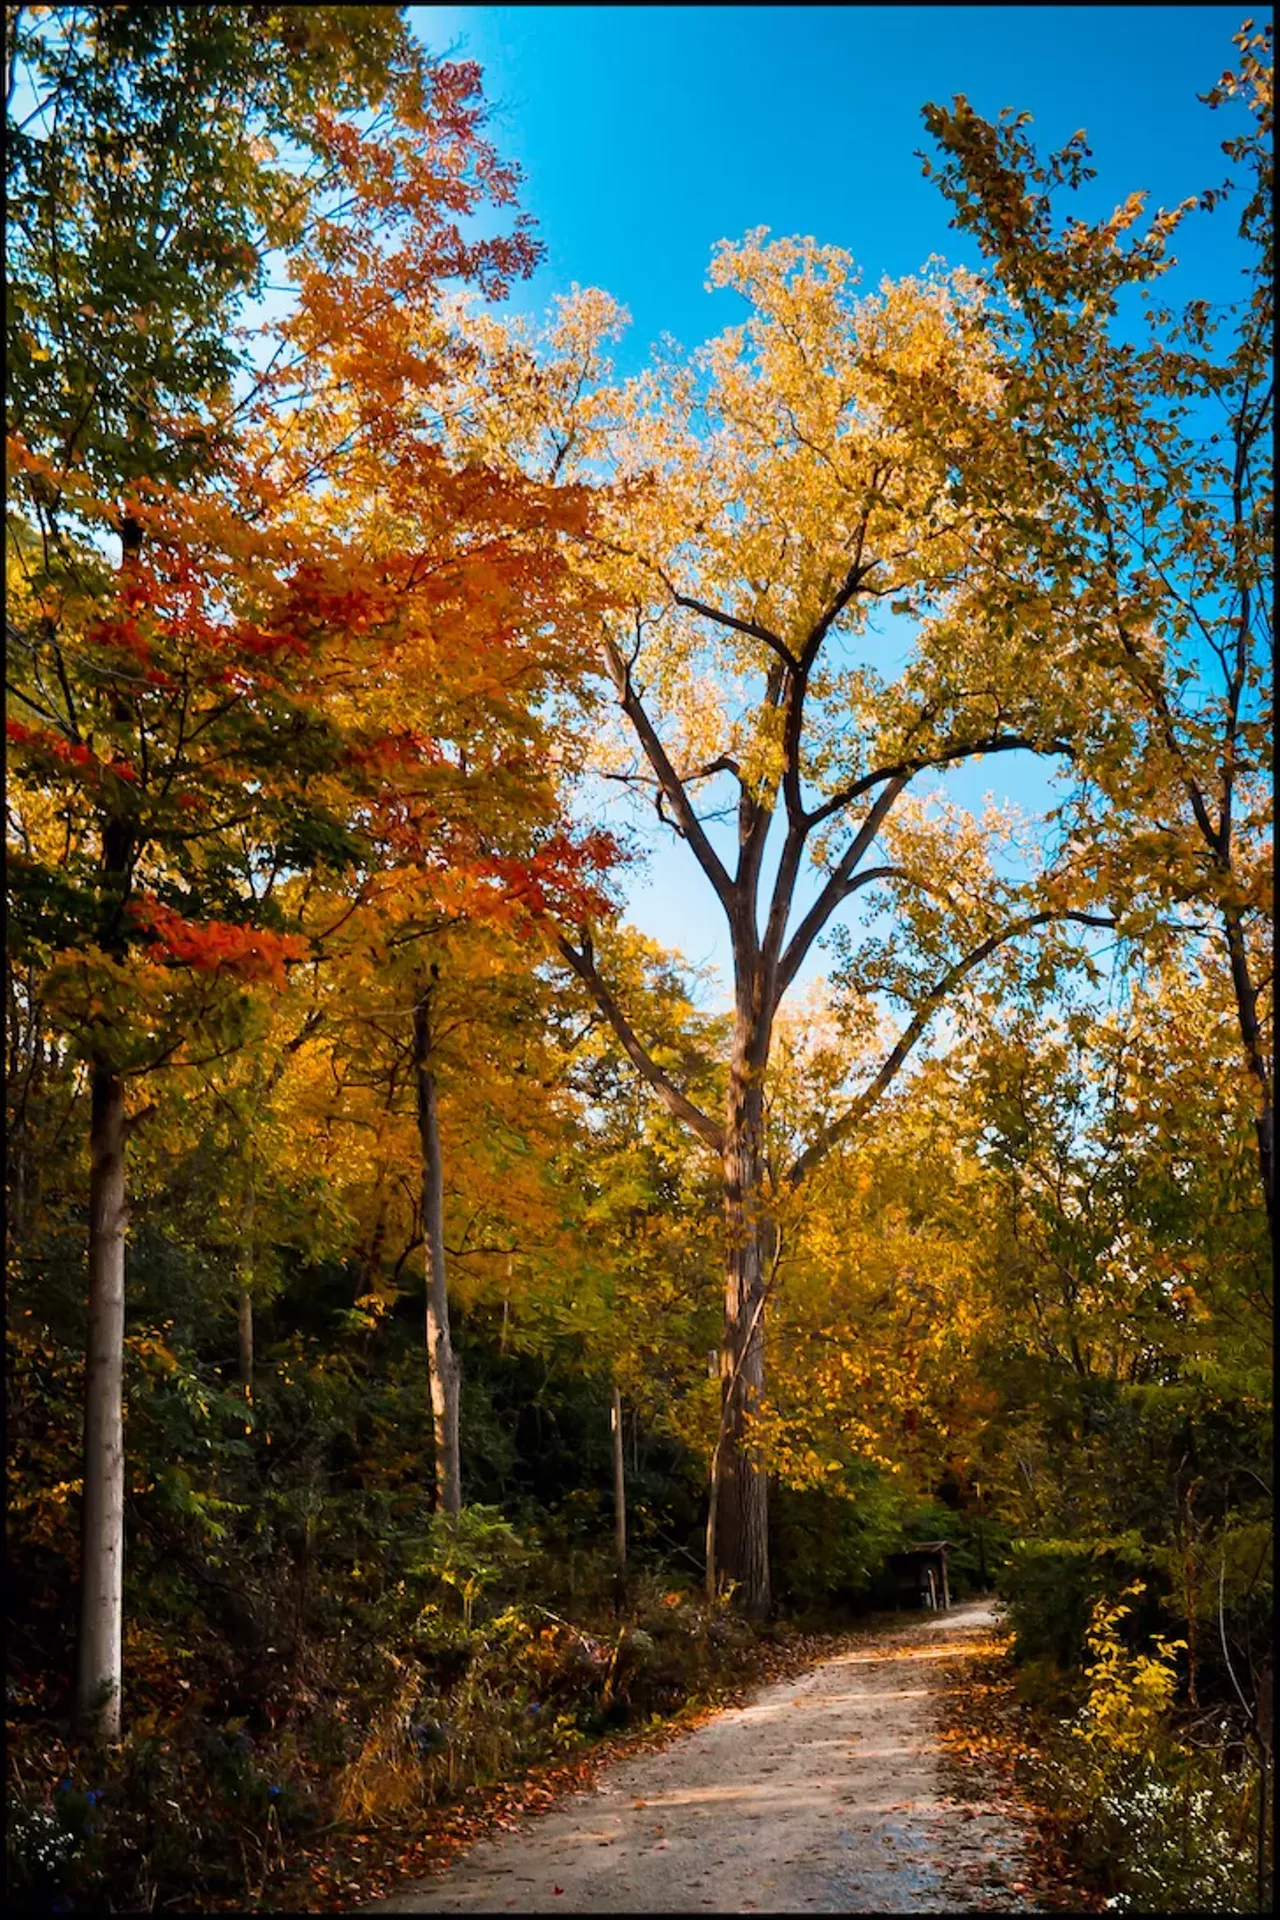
[939,1587,1268,1916]
[5,1518,831,1914]
[1034,1583,1264,1915]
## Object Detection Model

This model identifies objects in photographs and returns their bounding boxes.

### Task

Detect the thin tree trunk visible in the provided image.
[500,1255,512,1355]
[709,1045,771,1617]
[76,1059,127,1741]
[75,537,140,1742]
[6,971,40,1247]
[237,1180,255,1402]
[611,1385,627,1562]
[237,1288,254,1396]
[1179,1478,1202,1708]
[611,1382,627,1609]
[414,976,461,1516]
[1222,905,1273,1233]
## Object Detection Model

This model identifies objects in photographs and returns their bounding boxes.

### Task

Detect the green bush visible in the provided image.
[771,1468,908,1610]
[999,1533,1157,1672]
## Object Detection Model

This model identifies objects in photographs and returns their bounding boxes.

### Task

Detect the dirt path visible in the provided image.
[361,1602,1043,1914]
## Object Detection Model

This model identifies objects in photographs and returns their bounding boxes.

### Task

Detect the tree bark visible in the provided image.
[237,1178,255,1401]
[237,1288,254,1396]
[1222,904,1273,1234]
[76,1059,127,1741]
[74,535,141,1742]
[709,1036,771,1617]
[610,1382,627,1607]
[414,976,461,1516]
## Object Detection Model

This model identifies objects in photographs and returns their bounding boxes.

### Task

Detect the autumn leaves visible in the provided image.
[5,7,1272,1740]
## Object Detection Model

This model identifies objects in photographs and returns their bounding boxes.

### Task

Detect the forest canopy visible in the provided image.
[5,6,1272,1913]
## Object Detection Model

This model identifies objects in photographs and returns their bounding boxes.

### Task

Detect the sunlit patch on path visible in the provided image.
[360,1601,1052,1914]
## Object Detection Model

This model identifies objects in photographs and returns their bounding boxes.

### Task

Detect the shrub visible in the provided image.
[1087,1762,1257,1913]
[1033,1584,1258,1914]
[999,1533,1155,1673]
[6,1795,85,1904]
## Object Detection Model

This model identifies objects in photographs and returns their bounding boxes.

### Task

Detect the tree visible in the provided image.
[267,364,617,1516]
[290,889,619,1519]
[920,18,1273,1225]
[5,4,532,494]
[457,246,1115,1611]
[6,437,355,1744]
[960,956,1270,1732]
[5,6,542,1739]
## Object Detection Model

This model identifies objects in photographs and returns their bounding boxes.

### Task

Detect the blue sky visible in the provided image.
[413,4,1260,1002]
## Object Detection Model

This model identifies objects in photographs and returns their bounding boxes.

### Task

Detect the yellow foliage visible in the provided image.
[1073,1582,1185,1764]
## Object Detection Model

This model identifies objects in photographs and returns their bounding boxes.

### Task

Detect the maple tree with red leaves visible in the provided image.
[5,2,593,1745]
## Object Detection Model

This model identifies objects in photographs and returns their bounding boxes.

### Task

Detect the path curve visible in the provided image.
[362,1601,1041,1914]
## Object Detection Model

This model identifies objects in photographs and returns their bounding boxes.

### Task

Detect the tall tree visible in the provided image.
[6,5,541,1738]
[267,346,616,1515]
[920,19,1273,1224]
[456,251,1113,1611]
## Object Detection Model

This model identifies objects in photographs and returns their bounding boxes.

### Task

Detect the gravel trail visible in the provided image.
[362,1601,1043,1914]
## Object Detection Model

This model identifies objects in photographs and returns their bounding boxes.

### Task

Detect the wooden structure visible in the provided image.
[887,1540,952,1611]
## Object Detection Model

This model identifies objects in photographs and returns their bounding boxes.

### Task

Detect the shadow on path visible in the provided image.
[360,1601,1047,1914]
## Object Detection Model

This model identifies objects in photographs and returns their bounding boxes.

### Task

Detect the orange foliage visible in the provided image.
[128,896,308,989]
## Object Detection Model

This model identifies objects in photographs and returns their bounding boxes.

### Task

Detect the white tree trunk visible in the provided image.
[708,1034,771,1616]
[77,1060,127,1740]
[415,980,461,1515]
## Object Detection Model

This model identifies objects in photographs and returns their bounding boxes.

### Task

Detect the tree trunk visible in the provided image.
[610,1381,627,1606]
[709,1044,771,1617]
[74,544,139,1743]
[237,1178,255,1400]
[1222,904,1273,1234]
[237,1288,254,1396]
[76,1059,127,1741]
[414,978,461,1516]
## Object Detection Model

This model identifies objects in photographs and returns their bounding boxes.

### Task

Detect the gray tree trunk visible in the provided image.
[611,1382,627,1586]
[707,1033,771,1617]
[414,977,461,1515]
[76,1060,127,1740]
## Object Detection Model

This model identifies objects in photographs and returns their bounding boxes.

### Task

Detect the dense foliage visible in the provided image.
[5,7,1271,1912]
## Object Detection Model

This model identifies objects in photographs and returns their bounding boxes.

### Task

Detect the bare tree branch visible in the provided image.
[774,778,909,1004]
[805,732,1071,831]
[786,909,1116,1185]
[557,930,723,1153]
[600,631,737,921]
[668,588,799,673]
